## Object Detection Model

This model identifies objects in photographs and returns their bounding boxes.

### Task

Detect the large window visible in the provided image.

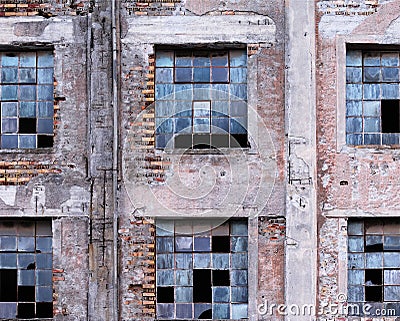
[155,49,248,149]
[346,49,400,145]
[348,219,400,315]
[156,219,248,319]
[0,220,53,319]
[0,51,54,149]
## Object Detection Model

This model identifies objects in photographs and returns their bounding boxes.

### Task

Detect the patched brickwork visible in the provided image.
[317,0,380,16]
[123,0,185,16]
[0,0,92,16]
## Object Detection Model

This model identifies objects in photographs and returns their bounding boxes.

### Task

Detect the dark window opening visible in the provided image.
[365,243,383,252]
[36,302,53,318]
[18,286,35,302]
[193,269,211,303]
[18,118,36,134]
[212,236,230,253]
[365,286,383,302]
[0,269,17,301]
[213,270,230,286]
[381,100,400,133]
[198,309,212,319]
[365,269,382,285]
[157,287,174,303]
[17,303,35,319]
[38,135,53,148]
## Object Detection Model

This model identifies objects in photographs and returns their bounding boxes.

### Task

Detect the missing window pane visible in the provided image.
[382,100,400,133]
[193,269,211,303]
[212,236,230,253]
[17,302,35,319]
[212,270,230,286]
[0,269,17,301]
[365,286,383,302]
[157,287,174,303]
[365,269,382,286]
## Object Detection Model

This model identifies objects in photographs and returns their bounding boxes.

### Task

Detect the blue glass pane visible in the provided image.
[19,102,36,117]
[156,254,173,269]
[230,84,247,100]
[364,84,381,99]
[38,119,53,134]
[194,237,210,252]
[230,118,247,134]
[37,52,53,67]
[213,287,229,302]
[231,304,248,319]
[364,134,380,145]
[193,68,210,82]
[175,253,192,269]
[213,303,230,319]
[38,85,53,100]
[348,236,364,252]
[384,287,400,301]
[382,68,399,82]
[346,51,362,66]
[230,67,247,84]
[211,54,228,67]
[211,68,228,82]
[231,221,247,235]
[19,68,36,83]
[0,303,16,319]
[384,253,400,268]
[176,53,192,67]
[348,222,364,235]
[346,84,362,100]
[348,270,364,285]
[157,270,174,286]
[176,304,192,319]
[155,118,174,134]
[0,236,16,250]
[2,119,17,133]
[193,101,210,117]
[20,85,36,100]
[384,270,400,285]
[155,134,172,149]
[17,254,35,269]
[232,253,247,269]
[364,67,380,82]
[346,117,362,133]
[156,68,173,84]
[37,68,53,84]
[231,270,247,286]
[346,67,362,83]
[194,303,211,318]
[382,53,399,66]
[2,85,17,100]
[211,101,228,116]
[384,236,400,251]
[363,101,379,116]
[212,118,229,134]
[348,253,365,269]
[2,68,18,83]
[382,84,399,99]
[18,237,35,251]
[175,287,193,302]
[174,118,191,134]
[230,50,247,67]
[346,101,362,116]
[346,134,362,145]
[36,270,52,285]
[231,237,248,252]
[382,134,399,145]
[193,118,210,133]
[20,53,36,67]
[157,303,174,319]
[36,286,52,302]
[2,102,17,116]
[156,220,174,236]
[366,252,383,268]
[193,253,211,268]
[155,84,174,100]
[155,100,174,117]
[194,56,210,67]
[175,101,192,117]
[156,237,174,253]
[175,68,192,82]
[37,253,52,269]
[0,253,17,268]
[364,52,380,66]
[175,84,193,100]
[212,253,229,269]
[211,84,229,100]
[193,84,211,100]
[36,237,52,253]
[348,286,364,302]
[38,102,53,117]
[156,51,174,67]
[1,135,18,148]
[364,118,380,133]
[231,287,248,303]
[176,270,192,286]
[1,55,18,67]
[19,135,36,148]
[18,270,35,286]
[175,236,192,252]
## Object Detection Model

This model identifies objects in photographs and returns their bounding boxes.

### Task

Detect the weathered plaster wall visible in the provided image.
[316,0,400,318]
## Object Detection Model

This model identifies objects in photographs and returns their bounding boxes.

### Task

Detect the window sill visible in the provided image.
[0,147,54,154]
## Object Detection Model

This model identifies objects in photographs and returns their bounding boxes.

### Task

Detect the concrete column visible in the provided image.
[285,0,318,320]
